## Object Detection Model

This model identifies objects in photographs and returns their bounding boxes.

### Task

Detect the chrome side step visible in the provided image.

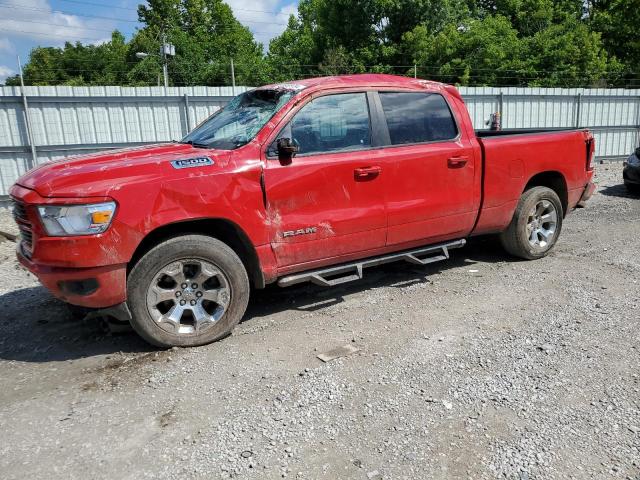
[277,239,466,288]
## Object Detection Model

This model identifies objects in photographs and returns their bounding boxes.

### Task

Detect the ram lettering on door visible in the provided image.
[282,227,318,238]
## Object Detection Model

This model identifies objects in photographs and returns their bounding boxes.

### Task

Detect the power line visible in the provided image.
[0,19,126,34]
[54,0,294,16]
[0,23,284,41]
[0,4,140,24]
[18,64,640,79]
[53,0,140,11]
[230,6,291,16]
[0,26,106,42]
[0,3,289,27]
[12,54,636,76]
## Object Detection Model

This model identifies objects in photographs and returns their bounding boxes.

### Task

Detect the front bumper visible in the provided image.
[10,184,137,309]
[17,247,127,308]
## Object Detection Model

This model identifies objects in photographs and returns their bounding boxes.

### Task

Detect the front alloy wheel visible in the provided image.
[146,259,231,335]
[128,235,250,348]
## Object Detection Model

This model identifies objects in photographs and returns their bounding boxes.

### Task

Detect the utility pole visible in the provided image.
[136,36,174,88]
[161,32,169,88]
[17,55,37,170]
[231,58,236,91]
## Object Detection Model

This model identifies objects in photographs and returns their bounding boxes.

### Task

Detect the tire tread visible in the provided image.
[127,235,250,348]
[499,186,563,260]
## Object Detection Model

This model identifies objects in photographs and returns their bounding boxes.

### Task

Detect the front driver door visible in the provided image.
[263,91,388,271]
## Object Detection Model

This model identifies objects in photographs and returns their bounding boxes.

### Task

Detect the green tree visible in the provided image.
[5,0,635,88]
[267,0,622,86]
[407,15,529,86]
[266,0,472,77]
[590,0,640,79]
[266,0,386,77]
[525,18,621,86]
[133,0,269,86]
[266,14,316,81]
[6,31,132,86]
[476,0,556,36]
[7,0,269,87]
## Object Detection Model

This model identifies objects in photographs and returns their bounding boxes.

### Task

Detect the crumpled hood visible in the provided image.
[16,143,232,198]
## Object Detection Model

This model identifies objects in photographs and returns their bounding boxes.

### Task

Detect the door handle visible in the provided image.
[354,166,382,180]
[448,156,469,168]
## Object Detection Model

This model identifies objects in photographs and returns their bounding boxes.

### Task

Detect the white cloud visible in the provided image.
[0,38,13,54]
[0,0,293,51]
[0,0,116,45]
[0,65,15,82]
[225,0,298,50]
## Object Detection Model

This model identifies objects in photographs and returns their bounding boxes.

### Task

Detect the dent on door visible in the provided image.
[264,151,388,269]
[264,172,337,265]
[264,91,387,269]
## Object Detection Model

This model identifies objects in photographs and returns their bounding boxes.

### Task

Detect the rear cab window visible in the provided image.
[379,92,458,145]
[269,92,371,157]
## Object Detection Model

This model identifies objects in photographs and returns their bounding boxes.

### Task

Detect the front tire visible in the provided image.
[127,235,250,348]
[499,186,563,260]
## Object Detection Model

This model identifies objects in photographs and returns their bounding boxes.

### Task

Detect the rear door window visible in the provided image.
[274,93,371,156]
[379,92,458,145]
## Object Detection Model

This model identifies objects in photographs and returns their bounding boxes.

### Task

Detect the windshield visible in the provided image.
[181,89,296,150]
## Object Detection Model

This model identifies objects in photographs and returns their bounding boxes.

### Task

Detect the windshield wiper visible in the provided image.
[180,140,211,149]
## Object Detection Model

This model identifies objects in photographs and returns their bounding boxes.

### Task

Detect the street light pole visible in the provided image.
[136,35,174,88]
[231,58,236,91]
[161,33,169,88]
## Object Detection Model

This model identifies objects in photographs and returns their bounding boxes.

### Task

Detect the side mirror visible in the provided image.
[636,147,640,158]
[277,138,299,162]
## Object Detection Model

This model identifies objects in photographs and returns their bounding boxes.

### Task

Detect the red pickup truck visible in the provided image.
[10,74,596,347]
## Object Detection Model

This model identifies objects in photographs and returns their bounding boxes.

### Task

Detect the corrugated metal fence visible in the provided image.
[1,84,639,198]
[461,86,640,159]
[0,85,250,198]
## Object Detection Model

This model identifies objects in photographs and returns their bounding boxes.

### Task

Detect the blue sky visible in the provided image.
[0,0,299,83]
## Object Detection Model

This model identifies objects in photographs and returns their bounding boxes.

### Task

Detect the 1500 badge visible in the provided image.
[171,157,215,169]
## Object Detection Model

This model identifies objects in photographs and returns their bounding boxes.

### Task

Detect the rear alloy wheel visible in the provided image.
[525,199,558,249]
[127,235,249,348]
[500,186,563,260]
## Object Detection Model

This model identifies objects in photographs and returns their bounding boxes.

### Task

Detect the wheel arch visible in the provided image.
[128,218,265,289]
[523,171,568,216]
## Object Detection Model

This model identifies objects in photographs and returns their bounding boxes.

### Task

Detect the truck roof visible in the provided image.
[261,74,452,95]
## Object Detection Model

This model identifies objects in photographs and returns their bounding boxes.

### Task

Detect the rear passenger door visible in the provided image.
[376,91,477,246]
[263,92,389,270]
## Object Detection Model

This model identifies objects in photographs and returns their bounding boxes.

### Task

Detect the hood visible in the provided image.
[16,143,232,198]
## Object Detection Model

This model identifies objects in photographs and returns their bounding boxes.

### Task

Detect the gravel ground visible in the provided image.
[0,164,639,480]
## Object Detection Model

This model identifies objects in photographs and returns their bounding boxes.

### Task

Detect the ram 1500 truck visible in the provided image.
[10,74,596,347]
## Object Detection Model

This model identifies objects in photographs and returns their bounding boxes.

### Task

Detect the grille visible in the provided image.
[11,199,34,258]
[12,200,27,221]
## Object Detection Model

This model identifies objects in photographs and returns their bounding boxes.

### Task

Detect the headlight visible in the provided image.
[37,202,116,236]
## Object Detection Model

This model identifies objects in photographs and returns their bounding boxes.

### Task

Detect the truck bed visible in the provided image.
[475,128,579,138]
[472,128,592,236]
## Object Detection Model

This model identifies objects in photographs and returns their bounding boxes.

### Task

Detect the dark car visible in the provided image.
[624,147,640,193]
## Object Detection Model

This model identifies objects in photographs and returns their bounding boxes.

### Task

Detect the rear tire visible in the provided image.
[127,235,250,348]
[499,187,563,260]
